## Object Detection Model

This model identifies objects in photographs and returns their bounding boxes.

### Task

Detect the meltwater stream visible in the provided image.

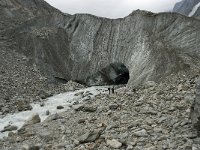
[0,86,108,139]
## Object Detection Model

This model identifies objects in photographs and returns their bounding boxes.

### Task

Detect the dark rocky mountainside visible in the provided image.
[1,0,200,88]
[0,0,72,114]
[173,0,200,17]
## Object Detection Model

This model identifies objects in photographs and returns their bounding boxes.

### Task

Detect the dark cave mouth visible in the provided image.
[114,71,130,85]
[86,63,130,86]
[53,63,130,86]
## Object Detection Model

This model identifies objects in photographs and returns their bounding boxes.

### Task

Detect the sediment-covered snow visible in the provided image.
[189,2,200,17]
[0,86,108,139]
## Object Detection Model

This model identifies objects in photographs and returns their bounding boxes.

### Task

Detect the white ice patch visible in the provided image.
[189,2,200,17]
[0,86,108,139]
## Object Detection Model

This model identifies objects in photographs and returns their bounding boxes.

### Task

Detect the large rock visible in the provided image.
[191,78,200,135]
[78,130,101,143]
[38,90,51,99]
[1,125,18,132]
[16,101,33,112]
[106,139,122,149]
[23,113,41,127]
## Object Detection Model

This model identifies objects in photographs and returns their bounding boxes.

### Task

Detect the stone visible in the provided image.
[72,101,79,105]
[85,143,97,150]
[144,81,156,88]
[192,146,198,150]
[22,144,41,150]
[22,145,30,150]
[56,143,66,149]
[78,130,101,143]
[74,91,84,96]
[23,113,41,126]
[144,146,156,150]
[72,104,84,111]
[8,131,15,137]
[46,110,50,115]
[78,118,86,124]
[2,107,9,114]
[184,146,192,150]
[133,129,148,137]
[126,145,134,150]
[1,125,18,132]
[51,113,61,120]
[82,96,92,101]
[57,106,64,109]
[16,101,32,112]
[109,103,119,110]
[83,106,97,112]
[140,107,157,115]
[40,102,45,107]
[38,90,51,99]
[64,145,74,150]
[65,129,72,134]
[106,139,122,149]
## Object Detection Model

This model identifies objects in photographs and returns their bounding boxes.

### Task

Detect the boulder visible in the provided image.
[23,113,41,127]
[22,144,41,150]
[72,104,84,111]
[38,90,51,99]
[16,101,32,112]
[57,106,64,109]
[1,125,18,132]
[83,106,97,112]
[78,130,101,143]
[106,139,122,149]
[109,103,119,111]
[133,129,148,137]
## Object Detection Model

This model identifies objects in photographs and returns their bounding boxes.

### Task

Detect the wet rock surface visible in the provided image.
[1,73,200,150]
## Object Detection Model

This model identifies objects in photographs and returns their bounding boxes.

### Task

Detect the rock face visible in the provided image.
[173,0,200,17]
[1,0,200,87]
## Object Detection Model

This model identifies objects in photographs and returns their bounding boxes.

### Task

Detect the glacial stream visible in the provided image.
[0,86,108,139]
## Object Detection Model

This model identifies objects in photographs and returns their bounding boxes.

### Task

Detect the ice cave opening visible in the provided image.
[86,62,130,86]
